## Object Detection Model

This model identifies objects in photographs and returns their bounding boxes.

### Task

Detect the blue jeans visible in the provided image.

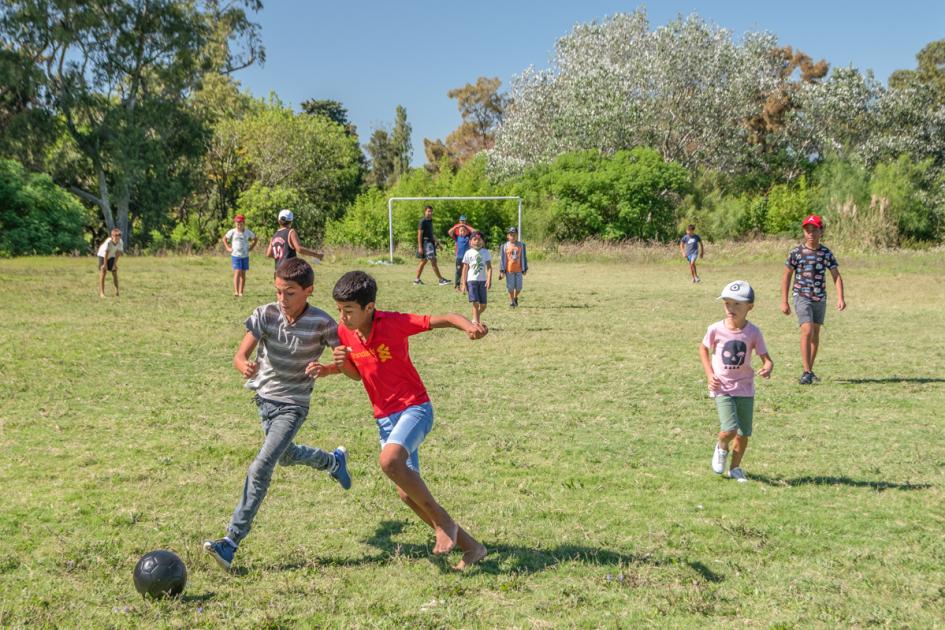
[226,396,331,544]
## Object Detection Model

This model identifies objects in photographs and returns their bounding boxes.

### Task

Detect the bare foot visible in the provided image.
[432,521,458,554]
[452,543,487,570]
[99,293,105,298]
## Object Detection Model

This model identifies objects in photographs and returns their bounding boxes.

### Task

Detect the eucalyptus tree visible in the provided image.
[0,0,263,241]
[489,10,784,177]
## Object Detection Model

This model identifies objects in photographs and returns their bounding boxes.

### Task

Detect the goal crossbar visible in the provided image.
[386,196,522,263]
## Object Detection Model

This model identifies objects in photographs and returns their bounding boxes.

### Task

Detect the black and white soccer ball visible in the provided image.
[133,550,187,598]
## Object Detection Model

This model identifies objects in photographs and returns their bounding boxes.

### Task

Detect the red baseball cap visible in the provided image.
[235,214,245,222]
[802,214,823,229]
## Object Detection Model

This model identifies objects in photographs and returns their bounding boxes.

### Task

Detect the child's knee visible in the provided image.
[718,430,737,443]
[379,449,407,478]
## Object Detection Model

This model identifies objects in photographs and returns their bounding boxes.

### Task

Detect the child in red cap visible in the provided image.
[780,215,846,384]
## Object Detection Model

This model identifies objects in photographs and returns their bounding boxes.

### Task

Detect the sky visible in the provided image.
[234,1,944,167]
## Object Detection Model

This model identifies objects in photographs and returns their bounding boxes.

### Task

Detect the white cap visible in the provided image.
[717,280,755,303]
[278,209,294,222]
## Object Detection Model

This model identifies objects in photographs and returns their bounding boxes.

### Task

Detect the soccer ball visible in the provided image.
[133,550,187,598]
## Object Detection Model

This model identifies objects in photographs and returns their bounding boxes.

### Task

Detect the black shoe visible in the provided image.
[809,371,820,382]
[799,372,813,385]
[513,297,519,307]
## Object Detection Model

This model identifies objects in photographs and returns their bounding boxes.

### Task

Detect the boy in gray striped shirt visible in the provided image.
[203,258,351,571]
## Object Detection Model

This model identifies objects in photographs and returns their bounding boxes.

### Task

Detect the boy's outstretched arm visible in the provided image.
[234,331,259,379]
[323,346,362,380]
[430,313,488,340]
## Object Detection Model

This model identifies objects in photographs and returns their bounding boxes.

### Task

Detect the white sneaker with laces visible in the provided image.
[728,467,748,483]
[712,444,728,474]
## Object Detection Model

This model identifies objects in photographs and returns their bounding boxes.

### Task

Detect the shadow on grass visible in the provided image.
[837,377,945,384]
[268,520,722,581]
[749,474,931,491]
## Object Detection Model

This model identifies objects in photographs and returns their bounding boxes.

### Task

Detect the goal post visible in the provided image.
[386,196,522,263]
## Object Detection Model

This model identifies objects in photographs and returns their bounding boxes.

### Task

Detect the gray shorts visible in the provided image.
[505,272,523,292]
[795,295,827,326]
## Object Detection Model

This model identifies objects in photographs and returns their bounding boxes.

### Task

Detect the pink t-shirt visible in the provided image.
[702,320,768,397]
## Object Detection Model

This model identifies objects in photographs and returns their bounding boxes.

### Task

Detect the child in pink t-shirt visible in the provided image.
[698,281,774,483]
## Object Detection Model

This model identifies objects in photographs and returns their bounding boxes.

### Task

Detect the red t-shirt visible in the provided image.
[337,311,431,418]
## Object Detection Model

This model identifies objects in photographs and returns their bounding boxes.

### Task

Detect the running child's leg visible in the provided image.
[233,269,240,295]
[799,322,814,373]
[111,268,119,296]
[809,323,821,370]
[379,444,457,554]
[394,485,485,566]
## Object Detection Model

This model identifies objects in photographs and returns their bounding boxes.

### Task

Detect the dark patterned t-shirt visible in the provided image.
[786,244,838,301]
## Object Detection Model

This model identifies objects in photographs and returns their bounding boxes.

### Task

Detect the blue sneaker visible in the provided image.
[330,446,351,490]
[203,538,237,571]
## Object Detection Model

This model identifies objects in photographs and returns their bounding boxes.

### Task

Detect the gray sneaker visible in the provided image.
[728,467,748,483]
[712,443,728,474]
[799,372,813,385]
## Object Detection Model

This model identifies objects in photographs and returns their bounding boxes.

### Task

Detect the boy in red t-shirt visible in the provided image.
[309,270,488,570]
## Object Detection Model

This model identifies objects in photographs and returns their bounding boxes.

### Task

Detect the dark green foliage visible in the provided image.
[0,159,87,255]
[523,148,692,241]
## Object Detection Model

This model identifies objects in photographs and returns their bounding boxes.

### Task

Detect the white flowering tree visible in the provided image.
[489,10,784,176]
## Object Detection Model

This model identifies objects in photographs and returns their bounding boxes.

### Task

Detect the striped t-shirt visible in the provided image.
[243,302,340,405]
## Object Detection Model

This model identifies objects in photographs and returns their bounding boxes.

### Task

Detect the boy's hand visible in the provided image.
[780,301,791,315]
[332,346,352,368]
[467,322,488,340]
[486,279,491,290]
[460,283,467,294]
[235,356,258,379]
[498,272,505,280]
[706,374,722,390]
[757,364,773,379]
[305,362,335,378]
[837,297,846,311]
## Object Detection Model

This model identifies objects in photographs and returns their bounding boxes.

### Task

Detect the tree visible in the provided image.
[235,100,363,239]
[364,128,395,188]
[301,98,357,135]
[889,40,945,104]
[488,10,787,176]
[391,105,412,180]
[0,0,264,242]
[425,77,509,173]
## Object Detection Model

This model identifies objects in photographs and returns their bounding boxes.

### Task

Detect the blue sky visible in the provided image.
[235,1,944,166]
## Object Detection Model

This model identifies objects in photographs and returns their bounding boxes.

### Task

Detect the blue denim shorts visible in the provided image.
[687,253,698,263]
[376,402,434,472]
[467,280,487,303]
[232,256,250,270]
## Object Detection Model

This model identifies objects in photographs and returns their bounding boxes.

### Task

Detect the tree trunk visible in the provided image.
[98,166,115,231]
[117,179,131,248]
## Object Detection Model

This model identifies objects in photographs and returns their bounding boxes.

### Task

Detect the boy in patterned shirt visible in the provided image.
[780,215,846,385]
[203,258,351,571]
[315,270,489,570]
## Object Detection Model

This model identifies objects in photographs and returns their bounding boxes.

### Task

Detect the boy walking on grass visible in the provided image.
[498,226,528,308]
[699,281,773,483]
[781,214,846,385]
[460,232,492,324]
[679,224,704,283]
[203,258,351,571]
[313,271,488,570]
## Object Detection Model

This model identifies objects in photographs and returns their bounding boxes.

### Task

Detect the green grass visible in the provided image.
[1,249,944,628]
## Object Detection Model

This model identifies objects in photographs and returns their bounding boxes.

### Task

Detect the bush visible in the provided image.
[0,158,87,255]
[870,155,939,242]
[519,148,691,242]
[764,175,812,235]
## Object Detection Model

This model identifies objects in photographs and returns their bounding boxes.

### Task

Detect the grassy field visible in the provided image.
[1,247,944,628]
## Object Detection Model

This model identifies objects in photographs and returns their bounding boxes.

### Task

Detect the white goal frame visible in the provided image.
[386,196,522,263]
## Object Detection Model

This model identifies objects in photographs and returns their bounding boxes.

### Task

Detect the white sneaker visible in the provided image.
[728,467,748,483]
[712,444,728,474]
